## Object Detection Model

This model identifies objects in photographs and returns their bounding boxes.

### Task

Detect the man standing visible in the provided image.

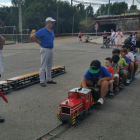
[111,29,116,48]
[101,30,108,48]
[0,35,5,123]
[30,17,57,87]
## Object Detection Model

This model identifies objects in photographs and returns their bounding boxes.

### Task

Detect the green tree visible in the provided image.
[95,2,128,17]
[86,4,94,18]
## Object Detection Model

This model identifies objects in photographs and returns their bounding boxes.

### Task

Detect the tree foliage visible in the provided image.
[95,2,128,17]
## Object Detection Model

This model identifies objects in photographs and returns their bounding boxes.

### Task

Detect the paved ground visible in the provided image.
[0,36,140,140]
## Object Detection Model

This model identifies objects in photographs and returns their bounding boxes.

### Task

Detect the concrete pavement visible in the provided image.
[0,36,140,140]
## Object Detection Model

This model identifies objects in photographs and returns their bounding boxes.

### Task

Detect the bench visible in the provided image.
[0,81,11,93]
[51,65,66,77]
[6,65,66,90]
[7,71,40,89]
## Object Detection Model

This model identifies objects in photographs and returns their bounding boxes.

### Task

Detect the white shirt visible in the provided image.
[111,31,115,38]
[126,52,134,62]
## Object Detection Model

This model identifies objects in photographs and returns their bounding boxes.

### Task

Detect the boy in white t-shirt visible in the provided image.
[122,45,134,82]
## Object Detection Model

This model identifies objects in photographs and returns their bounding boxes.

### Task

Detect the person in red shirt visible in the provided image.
[78,31,82,42]
[104,57,114,96]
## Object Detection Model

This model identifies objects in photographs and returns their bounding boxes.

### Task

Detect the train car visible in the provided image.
[57,87,96,125]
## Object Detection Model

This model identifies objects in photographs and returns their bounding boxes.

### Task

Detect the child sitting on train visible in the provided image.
[122,45,134,82]
[112,49,129,88]
[120,48,131,84]
[80,60,112,105]
[104,57,114,96]
[122,45,138,79]
[111,55,120,92]
[130,47,138,79]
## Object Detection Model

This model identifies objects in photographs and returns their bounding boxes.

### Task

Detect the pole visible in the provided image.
[108,0,110,17]
[57,0,58,36]
[124,9,126,33]
[132,0,134,5]
[18,0,22,41]
[86,8,87,21]
[71,0,72,7]
[72,16,74,36]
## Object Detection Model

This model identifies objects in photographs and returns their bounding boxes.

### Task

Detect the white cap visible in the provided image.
[45,17,56,22]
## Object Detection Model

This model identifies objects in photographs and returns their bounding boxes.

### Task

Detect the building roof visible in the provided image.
[97,13,140,19]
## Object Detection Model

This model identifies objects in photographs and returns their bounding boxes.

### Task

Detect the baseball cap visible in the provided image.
[89,60,101,74]
[45,17,56,22]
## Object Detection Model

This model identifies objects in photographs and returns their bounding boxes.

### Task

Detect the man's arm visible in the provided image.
[30,34,41,46]
[81,78,87,88]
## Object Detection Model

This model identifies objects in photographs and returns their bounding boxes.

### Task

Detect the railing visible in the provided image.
[0,30,139,45]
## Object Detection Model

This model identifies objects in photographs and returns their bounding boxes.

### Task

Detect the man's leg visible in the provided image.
[39,48,48,84]
[46,49,53,81]
[46,49,56,84]
[100,81,109,98]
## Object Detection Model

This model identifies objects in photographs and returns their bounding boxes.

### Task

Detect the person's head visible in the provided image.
[112,55,120,65]
[104,30,106,33]
[112,49,120,56]
[122,44,131,52]
[104,57,112,68]
[132,32,135,35]
[118,28,121,33]
[111,29,113,32]
[120,48,128,57]
[89,60,101,74]
[45,17,56,28]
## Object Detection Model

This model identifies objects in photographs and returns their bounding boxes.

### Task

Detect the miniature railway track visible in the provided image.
[36,123,71,140]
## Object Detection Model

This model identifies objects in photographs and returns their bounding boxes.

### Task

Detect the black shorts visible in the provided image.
[79,37,81,38]
[86,40,89,42]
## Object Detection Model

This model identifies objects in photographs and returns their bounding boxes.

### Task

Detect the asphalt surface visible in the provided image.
[0,37,140,140]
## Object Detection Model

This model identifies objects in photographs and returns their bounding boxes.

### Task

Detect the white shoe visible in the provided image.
[97,98,104,105]
[126,79,130,84]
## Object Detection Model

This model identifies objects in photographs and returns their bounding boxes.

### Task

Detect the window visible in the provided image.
[68,92,74,98]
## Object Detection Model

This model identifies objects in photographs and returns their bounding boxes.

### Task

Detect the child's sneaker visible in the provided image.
[119,83,124,89]
[126,79,130,84]
[115,86,119,92]
[97,98,104,105]
[129,77,132,82]
[132,74,135,79]
[109,91,114,96]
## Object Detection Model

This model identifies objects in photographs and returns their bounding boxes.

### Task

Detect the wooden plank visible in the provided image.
[7,71,39,81]
[52,65,65,70]
[0,81,8,85]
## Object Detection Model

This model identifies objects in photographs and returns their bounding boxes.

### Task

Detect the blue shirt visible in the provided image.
[35,27,55,48]
[122,56,130,64]
[83,66,111,83]
[122,56,130,71]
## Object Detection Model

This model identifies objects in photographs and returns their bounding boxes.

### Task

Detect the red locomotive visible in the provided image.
[57,87,99,125]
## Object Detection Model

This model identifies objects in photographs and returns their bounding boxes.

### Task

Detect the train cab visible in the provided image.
[57,88,92,124]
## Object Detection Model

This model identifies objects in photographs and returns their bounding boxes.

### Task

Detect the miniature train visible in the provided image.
[57,87,100,125]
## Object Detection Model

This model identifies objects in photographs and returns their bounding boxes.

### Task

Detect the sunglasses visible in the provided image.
[50,22,54,24]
